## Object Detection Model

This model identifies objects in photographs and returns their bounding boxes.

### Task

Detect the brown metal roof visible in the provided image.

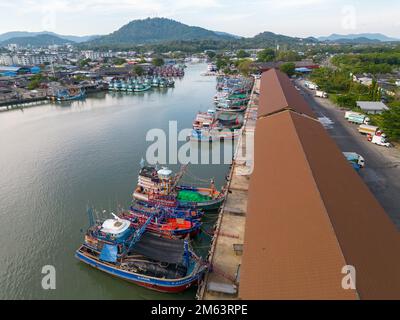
[292,111,400,299]
[239,71,400,300]
[258,69,316,119]
[239,111,357,300]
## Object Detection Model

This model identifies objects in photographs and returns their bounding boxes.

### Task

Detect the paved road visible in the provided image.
[295,79,400,229]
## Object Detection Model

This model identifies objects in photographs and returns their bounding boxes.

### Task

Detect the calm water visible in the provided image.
[0,64,231,299]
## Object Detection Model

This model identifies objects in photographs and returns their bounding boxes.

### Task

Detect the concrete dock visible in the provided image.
[197,79,260,300]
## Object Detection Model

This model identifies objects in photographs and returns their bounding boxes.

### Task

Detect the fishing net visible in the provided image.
[177,190,212,202]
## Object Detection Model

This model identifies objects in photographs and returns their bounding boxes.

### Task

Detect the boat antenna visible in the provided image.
[111,212,119,220]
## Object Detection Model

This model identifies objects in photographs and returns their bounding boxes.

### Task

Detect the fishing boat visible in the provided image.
[159,78,168,88]
[130,202,204,220]
[215,103,247,113]
[122,210,201,239]
[152,77,160,87]
[217,111,244,129]
[167,78,175,87]
[75,211,207,293]
[127,82,134,92]
[111,80,122,91]
[134,82,151,92]
[190,128,241,142]
[132,165,225,211]
[120,81,128,91]
[175,185,225,211]
[193,109,216,130]
[56,87,86,101]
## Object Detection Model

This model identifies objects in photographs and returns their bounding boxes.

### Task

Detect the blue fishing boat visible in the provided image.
[152,77,160,87]
[56,87,86,101]
[190,127,241,142]
[130,202,204,220]
[134,82,151,92]
[75,210,207,293]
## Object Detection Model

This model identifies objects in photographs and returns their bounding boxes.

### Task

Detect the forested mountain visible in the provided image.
[89,17,236,46]
[1,34,72,46]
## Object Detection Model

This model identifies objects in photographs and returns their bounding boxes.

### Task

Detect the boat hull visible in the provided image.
[178,198,224,211]
[75,250,204,293]
[134,192,224,211]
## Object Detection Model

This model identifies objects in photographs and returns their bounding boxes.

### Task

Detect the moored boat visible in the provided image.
[75,212,206,293]
[56,87,86,101]
[190,127,241,142]
[122,210,201,239]
[132,165,225,211]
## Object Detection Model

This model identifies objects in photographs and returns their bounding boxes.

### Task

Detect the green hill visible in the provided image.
[90,17,236,46]
[1,34,72,47]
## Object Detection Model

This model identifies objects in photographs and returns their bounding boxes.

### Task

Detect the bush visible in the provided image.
[380,102,400,140]
[257,48,276,62]
[152,57,164,67]
[279,62,296,77]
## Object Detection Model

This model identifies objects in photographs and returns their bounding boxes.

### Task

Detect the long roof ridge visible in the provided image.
[258,107,319,122]
[285,110,362,299]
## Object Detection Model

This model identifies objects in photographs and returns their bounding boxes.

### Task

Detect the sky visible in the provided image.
[0,0,399,38]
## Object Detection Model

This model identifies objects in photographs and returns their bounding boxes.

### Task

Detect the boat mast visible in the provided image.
[86,206,95,227]
[171,164,188,190]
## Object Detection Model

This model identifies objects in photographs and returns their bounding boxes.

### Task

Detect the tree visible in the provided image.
[369,79,382,101]
[237,59,253,76]
[134,65,144,76]
[113,58,127,66]
[381,103,400,140]
[152,57,165,67]
[79,58,91,68]
[257,48,276,62]
[205,51,216,60]
[335,94,357,109]
[216,57,230,70]
[27,74,43,90]
[236,49,250,59]
[279,62,296,77]
[276,50,301,62]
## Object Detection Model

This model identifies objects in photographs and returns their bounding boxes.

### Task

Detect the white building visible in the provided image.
[7,44,18,51]
[0,54,57,66]
[13,55,31,66]
[29,54,56,65]
[0,54,14,65]
[82,50,115,60]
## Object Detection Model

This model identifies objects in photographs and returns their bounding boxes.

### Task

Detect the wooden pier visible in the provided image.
[196,78,260,300]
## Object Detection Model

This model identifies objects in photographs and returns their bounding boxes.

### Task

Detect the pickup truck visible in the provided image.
[343,152,365,168]
[371,135,391,147]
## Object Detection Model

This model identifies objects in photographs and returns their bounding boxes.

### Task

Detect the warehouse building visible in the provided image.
[239,69,400,299]
[356,101,389,114]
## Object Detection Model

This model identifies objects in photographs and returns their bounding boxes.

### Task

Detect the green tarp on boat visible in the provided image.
[177,190,212,203]
[228,94,247,100]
